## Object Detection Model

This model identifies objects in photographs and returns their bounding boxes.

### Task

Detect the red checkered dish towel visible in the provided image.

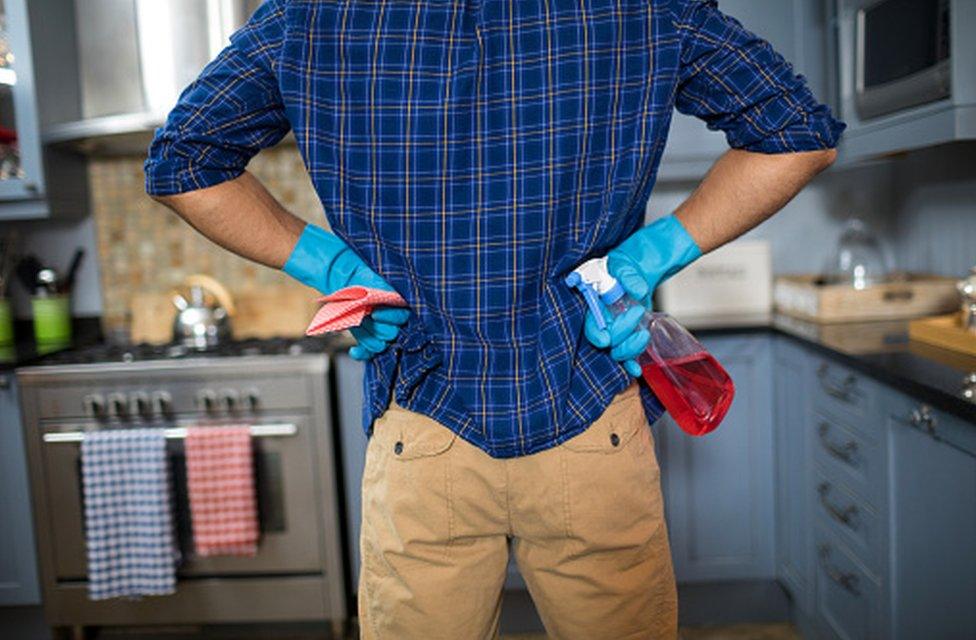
[184,426,259,557]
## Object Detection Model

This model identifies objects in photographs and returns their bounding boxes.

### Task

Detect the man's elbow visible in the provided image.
[809,147,838,173]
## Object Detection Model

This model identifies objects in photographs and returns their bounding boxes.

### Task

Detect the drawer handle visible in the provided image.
[817,364,857,402]
[818,482,859,529]
[818,423,859,466]
[909,405,937,437]
[818,544,860,595]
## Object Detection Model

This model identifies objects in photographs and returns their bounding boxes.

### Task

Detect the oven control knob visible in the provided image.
[107,392,129,419]
[129,392,151,418]
[152,391,173,416]
[219,388,240,413]
[83,393,106,419]
[244,387,261,412]
[196,389,218,413]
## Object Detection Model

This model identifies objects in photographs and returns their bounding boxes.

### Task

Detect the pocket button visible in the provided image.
[610,432,620,447]
[394,441,404,455]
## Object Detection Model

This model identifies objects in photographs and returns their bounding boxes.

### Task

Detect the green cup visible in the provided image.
[0,298,12,346]
[32,295,72,345]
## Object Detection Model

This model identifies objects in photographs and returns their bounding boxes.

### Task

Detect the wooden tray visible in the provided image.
[774,274,958,323]
[909,314,976,357]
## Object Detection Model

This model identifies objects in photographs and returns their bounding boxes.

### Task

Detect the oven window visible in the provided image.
[863,0,950,89]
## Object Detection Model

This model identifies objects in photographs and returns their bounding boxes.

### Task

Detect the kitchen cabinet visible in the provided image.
[883,390,976,640]
[0,373,40,605]
[0,0,88,219]
[772,337,814,612]
[832,0,976,164]
[658,335,776,583]
[659,0,833,181]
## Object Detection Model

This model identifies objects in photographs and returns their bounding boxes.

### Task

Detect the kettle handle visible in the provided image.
[183,274,237,316]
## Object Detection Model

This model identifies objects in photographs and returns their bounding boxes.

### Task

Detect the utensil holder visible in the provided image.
[0,298,12,346]
[32,295,72,345]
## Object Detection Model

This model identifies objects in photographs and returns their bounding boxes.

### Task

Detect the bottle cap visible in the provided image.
[565,257,621,331]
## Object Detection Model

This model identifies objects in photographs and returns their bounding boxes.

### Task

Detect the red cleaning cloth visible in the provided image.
[305,285,408,335]
[184,426,260,557]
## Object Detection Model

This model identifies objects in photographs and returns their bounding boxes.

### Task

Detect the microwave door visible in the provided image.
[854,0,951,120]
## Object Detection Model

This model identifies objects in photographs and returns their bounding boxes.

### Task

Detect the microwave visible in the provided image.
[854,0,951,120]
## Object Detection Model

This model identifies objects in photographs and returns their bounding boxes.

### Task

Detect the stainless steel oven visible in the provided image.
[853,0,952,120]
[17,347,347,634]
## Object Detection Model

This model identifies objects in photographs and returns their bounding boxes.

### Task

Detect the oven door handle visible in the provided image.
[42,423,298,444]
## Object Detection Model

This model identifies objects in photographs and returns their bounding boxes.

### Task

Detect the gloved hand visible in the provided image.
[283,224,409,361]
[584,214,702,377]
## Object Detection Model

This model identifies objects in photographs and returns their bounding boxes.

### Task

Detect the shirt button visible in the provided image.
[610,433,620,447]
[394,441,404,455]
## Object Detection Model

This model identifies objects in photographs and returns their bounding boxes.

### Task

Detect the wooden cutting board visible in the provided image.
[909,313,976,357]
[130,286,321,344]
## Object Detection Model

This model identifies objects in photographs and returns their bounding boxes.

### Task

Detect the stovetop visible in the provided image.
[32,336,335,366]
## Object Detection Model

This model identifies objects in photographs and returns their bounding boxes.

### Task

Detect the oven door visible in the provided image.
[854,0,951,120]
[41,416,326,580]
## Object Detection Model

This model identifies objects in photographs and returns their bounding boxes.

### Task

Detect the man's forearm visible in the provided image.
[675,148,837,254]
[151,171,306,269]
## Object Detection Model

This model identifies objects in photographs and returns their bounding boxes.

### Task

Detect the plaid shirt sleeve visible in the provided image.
[673,0,845,153]
[144,0,290,196]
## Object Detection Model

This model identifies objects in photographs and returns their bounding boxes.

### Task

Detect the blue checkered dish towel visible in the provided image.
[81,429,178,600]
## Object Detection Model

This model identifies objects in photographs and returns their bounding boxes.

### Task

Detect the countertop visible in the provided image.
[682,312,976,425]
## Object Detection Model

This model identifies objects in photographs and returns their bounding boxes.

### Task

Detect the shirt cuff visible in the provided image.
[144,156,247,197]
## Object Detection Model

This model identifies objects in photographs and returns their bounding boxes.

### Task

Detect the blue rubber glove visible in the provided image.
[585,214,702,377]
[283,224,409,361]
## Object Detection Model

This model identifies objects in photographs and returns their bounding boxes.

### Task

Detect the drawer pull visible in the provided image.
[818,544,860,595]
[818,423,859,465]
[909,404,937,436]
[818,482,859,529]
[817,364,857,402]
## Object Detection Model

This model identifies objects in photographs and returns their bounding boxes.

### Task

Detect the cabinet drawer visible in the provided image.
[814,531,882,640]
[813,472,881,576]
[812,360,871,427]
[812,414,882,508]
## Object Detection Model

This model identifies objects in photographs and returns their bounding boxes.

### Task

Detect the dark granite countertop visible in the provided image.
[682,312,976,425]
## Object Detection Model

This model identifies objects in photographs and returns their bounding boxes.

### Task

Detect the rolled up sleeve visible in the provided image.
[674,0,845,153]
[144,0,290,196]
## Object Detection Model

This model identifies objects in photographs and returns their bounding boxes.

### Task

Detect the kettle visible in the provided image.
[958,267,976,334]
[171,275,236,349]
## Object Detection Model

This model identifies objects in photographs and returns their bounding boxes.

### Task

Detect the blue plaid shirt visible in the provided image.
[146,0,843,458]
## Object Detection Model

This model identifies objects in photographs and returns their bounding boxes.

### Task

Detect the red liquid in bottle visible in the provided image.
[641,351,735,436]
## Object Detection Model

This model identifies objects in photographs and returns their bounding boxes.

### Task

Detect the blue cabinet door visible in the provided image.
[884,391,976,640]
[657,335,776,582]
[772,337,814,611]
[0,374,41,605]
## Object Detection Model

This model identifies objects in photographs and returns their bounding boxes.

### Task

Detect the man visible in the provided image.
[146,1,843,637]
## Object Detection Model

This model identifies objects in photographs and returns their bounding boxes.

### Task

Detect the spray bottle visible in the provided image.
[566,257,734,436]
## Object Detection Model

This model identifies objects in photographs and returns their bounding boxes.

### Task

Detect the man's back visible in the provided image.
[147,0,842,457]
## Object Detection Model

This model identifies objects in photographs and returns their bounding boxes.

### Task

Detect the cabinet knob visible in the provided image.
[152,390,173,416]
[243,387,261,412]
[196,389,218,413]
[219,388,240,413]
[129,391,151,418]
[909,404,937,435]
[83,393,106,419]
[107,392,129,419]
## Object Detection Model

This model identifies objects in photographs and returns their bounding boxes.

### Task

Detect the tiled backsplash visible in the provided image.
[91,145,324,332]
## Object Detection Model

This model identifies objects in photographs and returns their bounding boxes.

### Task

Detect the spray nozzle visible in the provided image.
[564,257,625,330]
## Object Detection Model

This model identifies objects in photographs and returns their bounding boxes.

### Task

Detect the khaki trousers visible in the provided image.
[358,383,677,639]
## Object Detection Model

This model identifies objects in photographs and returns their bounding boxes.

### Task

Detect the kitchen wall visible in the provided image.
[887,144,976,278]
[89,144,323,333]
[645,161,898,276]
